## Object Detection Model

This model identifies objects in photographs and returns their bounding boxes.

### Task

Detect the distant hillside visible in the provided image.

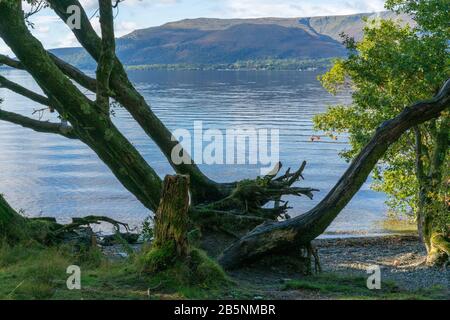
[307,11,413,41]
[52,11,412,69]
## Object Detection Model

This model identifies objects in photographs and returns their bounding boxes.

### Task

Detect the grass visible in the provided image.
[284,273,448,300]
[0,243,73,299]
[378,217,417,234]
[1,242,446,300]
[138,242,234,299]
[0,242,240,300]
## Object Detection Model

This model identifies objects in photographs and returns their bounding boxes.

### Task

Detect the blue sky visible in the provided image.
[0,0,386,55]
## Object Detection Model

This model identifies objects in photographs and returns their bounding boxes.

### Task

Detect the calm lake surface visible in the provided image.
[0,69,389,237]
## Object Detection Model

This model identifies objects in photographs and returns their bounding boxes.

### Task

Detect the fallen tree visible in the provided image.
[0,193,133,246]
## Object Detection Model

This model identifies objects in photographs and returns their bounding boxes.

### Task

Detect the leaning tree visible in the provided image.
[0,0,448,268]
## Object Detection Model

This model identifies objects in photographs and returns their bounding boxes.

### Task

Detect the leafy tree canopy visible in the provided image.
[314,0,449,216]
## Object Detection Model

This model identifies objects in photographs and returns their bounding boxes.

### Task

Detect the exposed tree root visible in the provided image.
[193,161,318,234]
[210,162,315,206]
[54,215,131,236]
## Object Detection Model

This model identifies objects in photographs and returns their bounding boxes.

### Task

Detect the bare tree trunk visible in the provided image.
[218,79,450,269]
[143,175,191,273]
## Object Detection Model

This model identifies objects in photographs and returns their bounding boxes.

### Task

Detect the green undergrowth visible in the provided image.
[0,241,240,300]
[2,241,445,300]
[284,273,448,300]
[137,242,233,299]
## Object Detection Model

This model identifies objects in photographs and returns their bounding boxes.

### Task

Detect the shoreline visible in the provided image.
[228,235,449,299]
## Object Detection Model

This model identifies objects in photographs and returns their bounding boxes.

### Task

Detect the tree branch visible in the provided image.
[96,0,116,112]
[0,74,51,106]
[48,0,223,202]
[1,53,97,93]
[48,53,97,92]
[0,109,77,139]
[0,54,24,69]
[0,0,163,212]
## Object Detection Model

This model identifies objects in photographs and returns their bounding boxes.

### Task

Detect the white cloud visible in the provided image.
[224,0,386,18]
[79,0,99,11]
[79,0,180,11]
[116,21,139,37]
[56,33,80,48]
[124,0,181,7]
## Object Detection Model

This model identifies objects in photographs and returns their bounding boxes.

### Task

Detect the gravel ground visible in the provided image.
[230,235,449,299]
[315,235,449,291]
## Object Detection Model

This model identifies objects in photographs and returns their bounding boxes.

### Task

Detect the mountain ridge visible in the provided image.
[51,11,413,69]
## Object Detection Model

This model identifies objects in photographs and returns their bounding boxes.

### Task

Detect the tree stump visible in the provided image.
[153,175,190,257]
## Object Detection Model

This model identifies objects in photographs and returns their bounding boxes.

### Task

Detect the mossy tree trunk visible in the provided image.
[144,175,191,273]
[415,119,450,265]
[0,195,27,242]
[0,0,316,228]
[153,175,190,257]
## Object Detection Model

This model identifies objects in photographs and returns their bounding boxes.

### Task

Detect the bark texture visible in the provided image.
[96,0,115,113]
[0,194,27,242]
[153,175,190,257]
[0,195,60,244]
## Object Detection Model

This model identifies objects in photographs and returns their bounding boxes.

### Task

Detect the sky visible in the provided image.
[0,0,386,56]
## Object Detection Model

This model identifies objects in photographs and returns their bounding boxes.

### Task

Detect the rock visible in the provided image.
[116,252,128,258]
